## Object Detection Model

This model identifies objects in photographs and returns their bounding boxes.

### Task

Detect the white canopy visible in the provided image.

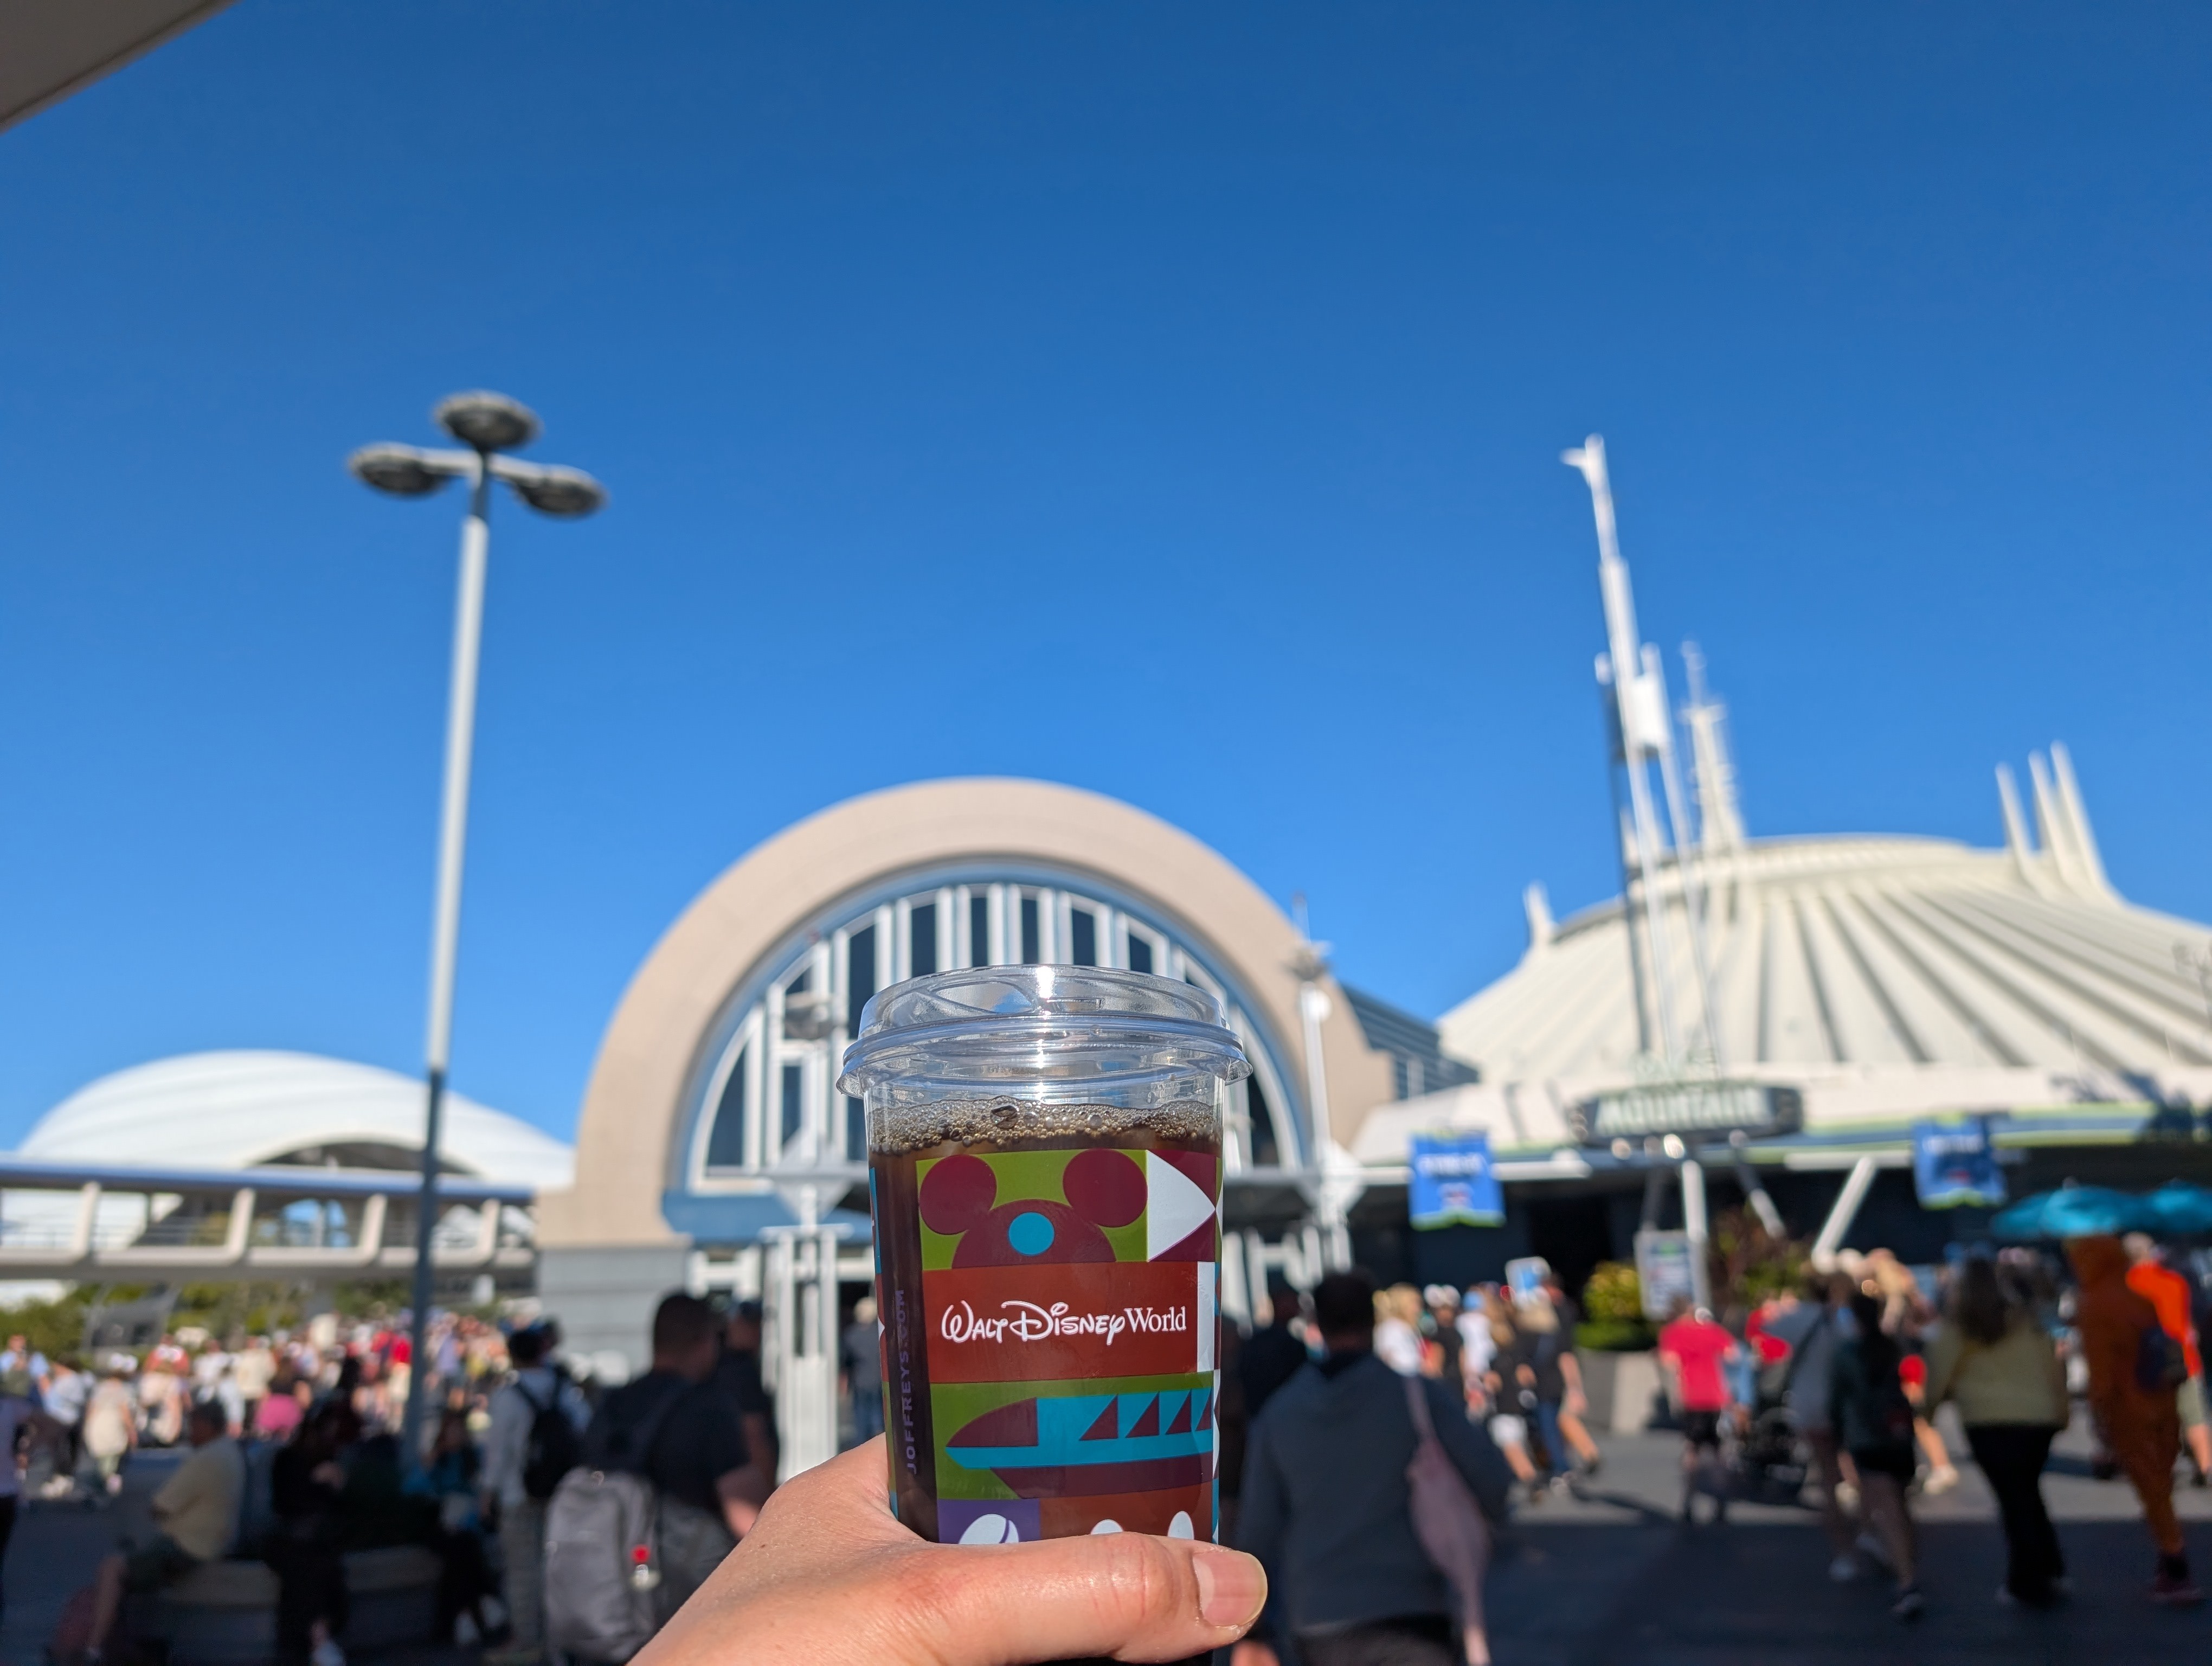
[19,1050,573,1190]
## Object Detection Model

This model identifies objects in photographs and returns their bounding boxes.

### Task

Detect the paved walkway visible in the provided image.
[1484,1418,2212,1664]
[1,1452,168,1662]
[0,1449,467,1666]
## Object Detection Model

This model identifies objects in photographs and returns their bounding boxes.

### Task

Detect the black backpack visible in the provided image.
[1863,1356,1918,1447]
[520,1379,584,1502]
[2136,1321,2189,1396]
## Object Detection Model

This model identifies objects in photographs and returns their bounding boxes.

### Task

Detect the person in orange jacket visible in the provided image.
[2067,1234,2201,1604]
[2124,1234,2212,1485]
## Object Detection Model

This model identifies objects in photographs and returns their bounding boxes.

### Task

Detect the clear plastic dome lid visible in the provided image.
[835,964,1251,1096]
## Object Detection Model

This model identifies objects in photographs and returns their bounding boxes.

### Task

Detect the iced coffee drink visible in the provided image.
[838,966,1248,1546]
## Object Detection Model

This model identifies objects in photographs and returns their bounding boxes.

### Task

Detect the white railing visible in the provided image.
[0,1161,537,1283]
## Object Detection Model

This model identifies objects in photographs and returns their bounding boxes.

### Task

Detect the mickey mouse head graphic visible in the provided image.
[919,1148,1147,1268]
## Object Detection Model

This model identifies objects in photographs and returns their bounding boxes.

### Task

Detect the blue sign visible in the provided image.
[1409,1131,1505,1229]
[1913,1116,2007,1210]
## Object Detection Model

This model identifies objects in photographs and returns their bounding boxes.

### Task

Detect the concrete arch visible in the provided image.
[537,777,1388,1251]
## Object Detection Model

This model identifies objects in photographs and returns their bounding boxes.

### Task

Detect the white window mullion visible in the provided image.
[764,982,788,1164]
[811,938,835,1162]
[743,1009,765,1170]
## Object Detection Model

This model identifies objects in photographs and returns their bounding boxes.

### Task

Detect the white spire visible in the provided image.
[1994,764,2048,893]
[2028,751,2087,893]
[1567,435,1681,1063]
[2050,743,2115,899]
[1523,882,1555,957]
[1563,434,1729,1069]
[1680,641,1744,853]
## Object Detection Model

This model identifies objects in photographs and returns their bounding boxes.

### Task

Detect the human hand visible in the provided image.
[638,1438,1266,1666]
[1231,1641,1281,1666]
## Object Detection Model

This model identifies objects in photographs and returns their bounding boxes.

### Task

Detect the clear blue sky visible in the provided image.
[3,4,2208,1145]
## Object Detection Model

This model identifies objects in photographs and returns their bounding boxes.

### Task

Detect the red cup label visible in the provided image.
[915,1146,1220,1543]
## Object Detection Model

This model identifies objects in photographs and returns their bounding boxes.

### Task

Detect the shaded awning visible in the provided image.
[2,0,235,132]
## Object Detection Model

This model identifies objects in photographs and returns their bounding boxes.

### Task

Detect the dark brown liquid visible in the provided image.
[869,1097,1220,1544]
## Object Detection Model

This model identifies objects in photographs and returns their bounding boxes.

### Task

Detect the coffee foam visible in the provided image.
[867,1096,1218,1156]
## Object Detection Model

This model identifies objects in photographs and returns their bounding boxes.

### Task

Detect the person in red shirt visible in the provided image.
[1657,1300,1739,1523]
[2125,1234,2211,1485]
[1745,1301,1792,1369]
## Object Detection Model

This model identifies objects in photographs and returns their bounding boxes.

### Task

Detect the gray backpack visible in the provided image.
[543,1388,682,1662]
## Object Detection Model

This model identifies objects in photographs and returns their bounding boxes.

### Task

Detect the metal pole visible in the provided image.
[1296,965,1352,1271]
[1679,1157,1712,1312]
[400,460,492,1466]
[1600,675,1656,1058]
[1731,1148,1786,1240]
[1568,439,1681,1062]
[1645,644,1725,1068]
[1810,1156,1880,1272]
[1639,1164,1667,1230]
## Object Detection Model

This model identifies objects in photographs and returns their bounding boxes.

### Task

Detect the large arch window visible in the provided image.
[683,874,1303,1191]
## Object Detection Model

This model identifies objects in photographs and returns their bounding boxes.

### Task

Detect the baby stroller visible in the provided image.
[1726,1347,1810,1505]
[1728,1402,1808,1504]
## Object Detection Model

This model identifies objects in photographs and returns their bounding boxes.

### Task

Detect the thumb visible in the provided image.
[907,1532,1266,1665]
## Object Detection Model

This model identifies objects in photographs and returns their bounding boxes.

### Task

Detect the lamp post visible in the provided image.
[349,392,605,1464]
[1287,895,1353,1274]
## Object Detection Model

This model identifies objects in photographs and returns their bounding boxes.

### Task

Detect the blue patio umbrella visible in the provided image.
[1990,1184,2156,1240]
[2143,1181,2212,1236]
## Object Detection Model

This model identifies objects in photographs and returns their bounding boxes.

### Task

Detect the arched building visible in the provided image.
[538,778,1444,1372]
[2,1051,570,1295]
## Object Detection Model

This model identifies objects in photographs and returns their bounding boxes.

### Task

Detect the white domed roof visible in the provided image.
[20,1051,574,1191]
[1442,832,2212,1084]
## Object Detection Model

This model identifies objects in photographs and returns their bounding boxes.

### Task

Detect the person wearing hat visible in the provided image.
[1424,1286,1464,1388]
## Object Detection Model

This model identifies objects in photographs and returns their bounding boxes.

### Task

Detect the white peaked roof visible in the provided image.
[18,1050,574,1190]
[1441,804,2212,1088]
[1406,453,2210,1165]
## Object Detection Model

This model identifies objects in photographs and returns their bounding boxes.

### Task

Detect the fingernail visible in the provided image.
[1192,1547,1265,1629]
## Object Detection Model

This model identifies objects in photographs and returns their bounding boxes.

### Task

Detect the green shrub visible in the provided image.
[1581,1260,1644,1324]
[1709,1207,1808,1313]
[1576,1318,1656,1353]
[0,1287,99,1363]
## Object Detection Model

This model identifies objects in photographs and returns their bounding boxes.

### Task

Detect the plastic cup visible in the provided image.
[837,965,1250,1546]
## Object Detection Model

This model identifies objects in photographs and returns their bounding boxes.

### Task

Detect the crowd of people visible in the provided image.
[0,1227,2204,1663]
[0,1299,789,1665]
[1216,1231,2209,1662]
[5,1312,516,1501]
[1649,1232,2208,1619]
